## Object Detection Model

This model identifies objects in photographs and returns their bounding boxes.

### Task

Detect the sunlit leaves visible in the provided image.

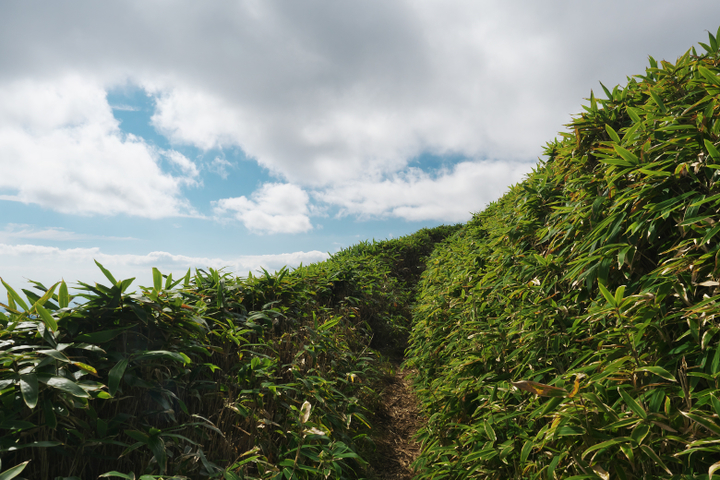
[1,224,458,478]
[407,34,720,479]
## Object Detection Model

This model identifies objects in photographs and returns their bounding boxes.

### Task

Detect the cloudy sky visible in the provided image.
[1,1,719,297]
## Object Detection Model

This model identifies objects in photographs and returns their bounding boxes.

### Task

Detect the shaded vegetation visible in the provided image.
[407,27,720,479]
[0,226,458,479]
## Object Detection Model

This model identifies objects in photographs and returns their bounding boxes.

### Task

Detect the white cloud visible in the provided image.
[0,76,199,218]
[209,157,233,179]
[214,183,313,234]
[150,88,248,152]
[131,1,720,190]
[0,1,718,232]
[165,150,200,185]
[0,243,329,297]
[317,161,533,223]
[0,224,134,242]
[110,104,140,112]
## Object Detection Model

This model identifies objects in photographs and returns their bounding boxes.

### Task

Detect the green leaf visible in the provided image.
[520,440,533,463]
[639,445,671,475]
[147,434,168,474]
[631,423,650,444]
[0,461,30,480]
[605,124,621,143]
[134,350,191,365]
[5,440,63,452]
[638,168,671,177]
[701,224,720,246]
[582,437,634,459]
[108,359,128,397]
[681,410,720,435]
[626,107,642,123]
[600,157,635,168]
[58,280,69,309]
[45,376,90,398]
[614,285,626,307]
[556,425,585,436]
[699,42,713,54]
[705,139,720,161]
[700,67,720,86]
[483,420,496,443]
[99,472,135,480]
[613,145,639,166]
[94,260,118,286]
[618,388,647,419]
[43,398,57,429]
[598,283,616,308]
[711,395,720,417]
[599,82,613,100]
[35,304,58,332]
[119,278,135,294]
[1,279,29,312]
[74,326,131,344]
[649,90,667,113]
[318,317,340,332]
[31,282,59,310]
[152,267,162,292]
[19,374,39,409]
[125,430,149,444]
[635,366,676,382]
[548,454,561,479]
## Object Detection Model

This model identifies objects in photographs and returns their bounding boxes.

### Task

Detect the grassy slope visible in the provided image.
[0,225,458,479]
[407,32,720,478]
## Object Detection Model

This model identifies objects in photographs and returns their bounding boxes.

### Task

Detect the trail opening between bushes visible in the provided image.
[368,357,423,480]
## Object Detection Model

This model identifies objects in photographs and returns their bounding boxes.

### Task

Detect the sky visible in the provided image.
[1,1,720,298]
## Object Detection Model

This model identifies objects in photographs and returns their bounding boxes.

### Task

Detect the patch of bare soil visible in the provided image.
[366,364,423,480]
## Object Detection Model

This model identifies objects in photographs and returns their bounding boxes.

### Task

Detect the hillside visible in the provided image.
[5,27,720,480]
[406,28,720,479]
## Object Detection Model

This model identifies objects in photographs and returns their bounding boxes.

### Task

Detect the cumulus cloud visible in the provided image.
[133,0,720,189]
[1,1,719,222]
[0,242,329,296]
[214,183,313,234]
[0,76,199,218]
[317,161,533,223]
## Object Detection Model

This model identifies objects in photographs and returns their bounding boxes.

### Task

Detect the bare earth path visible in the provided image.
[367,361,423,480]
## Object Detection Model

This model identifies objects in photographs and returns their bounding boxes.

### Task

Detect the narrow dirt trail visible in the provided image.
[367,360,423,479]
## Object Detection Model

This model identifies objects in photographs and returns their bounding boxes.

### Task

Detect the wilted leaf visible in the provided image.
[512,380,567,398]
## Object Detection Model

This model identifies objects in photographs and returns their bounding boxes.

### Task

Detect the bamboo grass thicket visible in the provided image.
[0,226,458,479]
[407,27,720,479]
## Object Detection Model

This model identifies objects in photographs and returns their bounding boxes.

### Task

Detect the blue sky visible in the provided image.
[2,1,720,297]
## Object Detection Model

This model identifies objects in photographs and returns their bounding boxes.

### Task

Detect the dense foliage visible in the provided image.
[407,29,720,479]
[0,226,457,480]
[6,26,720,480]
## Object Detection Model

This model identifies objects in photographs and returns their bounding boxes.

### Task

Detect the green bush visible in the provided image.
[0,226,457,479]
[407,28,720,479]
